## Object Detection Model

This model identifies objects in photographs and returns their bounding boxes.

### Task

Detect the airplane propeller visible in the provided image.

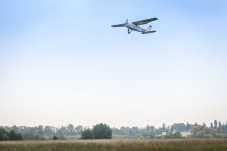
[125,19,128,26]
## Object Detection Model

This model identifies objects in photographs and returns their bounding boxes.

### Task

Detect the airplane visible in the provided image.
[111,18,158,34]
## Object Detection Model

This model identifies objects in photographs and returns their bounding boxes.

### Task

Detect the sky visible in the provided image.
[0,0,227,128]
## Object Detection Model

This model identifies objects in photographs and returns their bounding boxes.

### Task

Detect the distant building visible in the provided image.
[180,131,191,137]
[161,132,167,136]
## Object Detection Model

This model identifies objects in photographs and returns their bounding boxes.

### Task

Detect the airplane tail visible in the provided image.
[141,25,156,34]
[146,25,152,31]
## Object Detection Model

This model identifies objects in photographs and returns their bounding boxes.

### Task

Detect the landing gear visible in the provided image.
[128,29,131,34]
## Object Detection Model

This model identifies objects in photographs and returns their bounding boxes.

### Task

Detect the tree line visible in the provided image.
[0,124,83,140]
[0,128,23,141]
[0,120,227,141]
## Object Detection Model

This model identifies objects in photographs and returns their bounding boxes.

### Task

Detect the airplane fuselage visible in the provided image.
[125,23,145,33]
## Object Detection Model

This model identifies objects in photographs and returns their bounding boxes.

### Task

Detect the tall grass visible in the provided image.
[0,139,227,151]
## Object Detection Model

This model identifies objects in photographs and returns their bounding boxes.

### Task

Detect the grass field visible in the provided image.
[0,139,227,151]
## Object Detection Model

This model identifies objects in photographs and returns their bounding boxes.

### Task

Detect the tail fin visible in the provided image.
[142,25,155,34]
[146,25,152,31]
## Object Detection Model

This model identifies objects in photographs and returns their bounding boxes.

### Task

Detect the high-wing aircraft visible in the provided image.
[111,18,158,34]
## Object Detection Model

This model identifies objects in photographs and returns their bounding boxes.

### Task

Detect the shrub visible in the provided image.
[81,129,94,139]
[9,130,23,141]
[53,135,58,140]
[93,123,112,139]
[164,132,182,139]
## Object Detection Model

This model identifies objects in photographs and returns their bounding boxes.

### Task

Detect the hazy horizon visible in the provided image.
[1,120,226,129]
[1,0,227,128]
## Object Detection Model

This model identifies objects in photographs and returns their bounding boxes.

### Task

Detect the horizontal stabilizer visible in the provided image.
[141,30,156,34]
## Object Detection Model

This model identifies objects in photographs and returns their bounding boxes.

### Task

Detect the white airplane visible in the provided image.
[111,18,158,34]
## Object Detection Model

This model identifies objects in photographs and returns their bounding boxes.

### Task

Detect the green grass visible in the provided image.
[0,139,227,151]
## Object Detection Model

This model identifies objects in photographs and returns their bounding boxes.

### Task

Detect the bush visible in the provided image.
[53,135,58,140]
[0,131,6,141]
[165,132,182,139]
[81,123,112,139]
[81,129,94,139]
[93,123,112,139]
[0,129,22,141]
[9,130,23,140]
[0,128,9,141]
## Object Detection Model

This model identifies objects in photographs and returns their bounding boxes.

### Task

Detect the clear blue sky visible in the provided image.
[0,0,227,128]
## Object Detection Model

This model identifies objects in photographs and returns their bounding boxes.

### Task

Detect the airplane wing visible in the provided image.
[133,18,158,25]
[111,24,125,27]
